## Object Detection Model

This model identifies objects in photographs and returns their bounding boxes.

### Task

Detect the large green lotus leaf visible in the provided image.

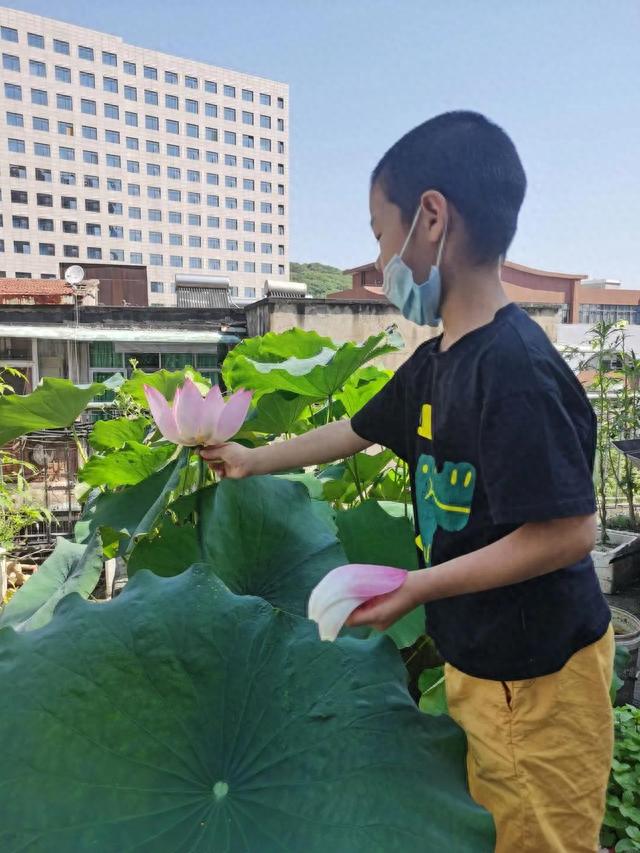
[78,441,175,488]
[127,517,201,577]
[88,415,151,451]
[199,477,345,616]
[237,390,314,437]
[120,367,210,407]
[0,566,495,852]
[0,534,102,632]
[222,328,399,400]
[321,450,393,504]
[78,449,189,555]
[336,500,425,649]
[336,365,393,418]
[0,377,120,445]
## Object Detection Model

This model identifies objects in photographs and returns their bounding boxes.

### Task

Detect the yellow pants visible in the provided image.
[445,624,614,853]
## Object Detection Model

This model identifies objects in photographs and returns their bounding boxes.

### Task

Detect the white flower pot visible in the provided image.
[592,529,639,594]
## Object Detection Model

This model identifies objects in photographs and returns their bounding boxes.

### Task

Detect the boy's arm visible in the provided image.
[347,513,596,631]
[200,419,372,478]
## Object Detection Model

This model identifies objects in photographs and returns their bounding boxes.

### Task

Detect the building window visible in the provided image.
[12,215,29,228]
[104,103,119,120]
[226,239,238,251]
[130,252,143,264]
[62,221,78,234]
[144,65,157,80]
[187,191,201,204]
[87,247,102,259]
[37,193,53,207]
[165,70,178,84]
[224,131,237,145]
[277,97,285,108]
[109,225,124,238]
[84,174,99,188]
[78,45,94,61]
[102,51,117,67]
[205,102,217,118]
[206,151,219,163]
[208,237,220,249]
[185,75,198,89]
[86,223,101,236]
[244,285,256,296]
[260,115,271,129]
[14,240,31,254]
[169,212,182,224]
[244,220,255,232]
[108,202,123,215]
[83,150,99,165]
[81,98,96,114]
[146,115,160,131]
[9,164,26,179]
[148,208,162,221]
[186,123,199,138]
[3,53,20,71]
[260,181,272,193]
[110,249,125,262]
[103,76,118,93]
[261,263,273,274]
[125,111,138,127]
[224,107,236,121]
[53,39,70,55]
[244,241,255,252]
[85,199,100,212]
[1,26,18,42]
[226,260,239,272]
[169,189,182,202]
[277,118,285,132]
[260,93,271,106]
[167,166,181,179]
[105,129,120,144]
[277,141,285,154]
[59,146,75,161]
[129,206,141,219]
[38,218,54,231]
[223,84,236,97]
[123,60,136,75]
[189,257,203,269]
[82,125,97,140]
[5,83,22,100]
[35,168,52,182]
[144,89,158,105]
[129,228,141,240]
[205,127,217,142]
[166,118,179,134]
[188,214,201,226]
[149,231,162,244]
[107,177,122,191]
[149,253,163,266]
[64,245,79,258]
[61,196,77,209]
[260,160,272,173]
[55,65,71,83]
[80,71,95,88]
[170,255,183,268]
[8,138,25,153]
[148,186,161,199]
[186,98,198,114]
[126,136,139,150]
[28,32,45,48]
[205,80,217,94]
[261,202,272,214]
[150,281,164,293]
[6,111,23,127]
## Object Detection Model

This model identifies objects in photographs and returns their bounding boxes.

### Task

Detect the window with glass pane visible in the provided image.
[124,61,136,75]
[78,45,94,60]
[205,80,216,93]
[149,254,163,265]
[3,53,20,71]
[185,75,198,89]
[102,51,117,66]
[1,26,18,42]
[53,39,69,55]
[55,65,71,83]
[38,218,54,231]
[81,98,96,114]
[28,32,44,48]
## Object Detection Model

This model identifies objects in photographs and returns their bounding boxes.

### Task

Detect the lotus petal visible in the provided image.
[173,378,206,445]
[199,384,225,443]
[308,563,408,641]
[143,385,182,445]
[212,389,253,443]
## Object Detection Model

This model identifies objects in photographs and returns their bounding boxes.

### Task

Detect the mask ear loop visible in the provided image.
[399,206,423,259]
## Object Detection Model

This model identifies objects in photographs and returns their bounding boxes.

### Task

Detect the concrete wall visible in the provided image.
[244,298,560,369]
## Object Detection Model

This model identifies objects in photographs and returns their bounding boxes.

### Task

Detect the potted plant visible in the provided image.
[580,323,640,593]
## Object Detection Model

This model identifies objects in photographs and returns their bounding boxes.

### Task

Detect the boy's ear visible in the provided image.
[418,190,448,244]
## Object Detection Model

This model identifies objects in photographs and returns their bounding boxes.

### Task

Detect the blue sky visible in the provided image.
[8,0,640,285]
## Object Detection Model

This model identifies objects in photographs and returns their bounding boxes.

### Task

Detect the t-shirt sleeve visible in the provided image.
[479,389,597,525]
[350,362,409,461]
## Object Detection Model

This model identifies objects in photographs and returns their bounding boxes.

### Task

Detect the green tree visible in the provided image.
[290,261,351,296]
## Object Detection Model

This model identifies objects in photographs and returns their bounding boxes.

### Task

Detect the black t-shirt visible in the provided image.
[351,303,610,680]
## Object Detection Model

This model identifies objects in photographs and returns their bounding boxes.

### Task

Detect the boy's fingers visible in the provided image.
[199,445,226,461]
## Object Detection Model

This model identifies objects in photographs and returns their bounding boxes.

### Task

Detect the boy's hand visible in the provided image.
[345,570,426,632]
[199,442,255,479]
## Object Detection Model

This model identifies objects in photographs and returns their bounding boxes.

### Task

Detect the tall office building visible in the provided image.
[0,6,289,304]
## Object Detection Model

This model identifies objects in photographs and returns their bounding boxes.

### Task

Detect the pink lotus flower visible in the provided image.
[143,379,252,447]
[308,564,408,641]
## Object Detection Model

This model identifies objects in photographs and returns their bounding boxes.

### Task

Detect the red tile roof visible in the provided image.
[0,278,72,295]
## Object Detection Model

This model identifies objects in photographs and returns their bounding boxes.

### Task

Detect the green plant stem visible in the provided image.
[347,455,365,504]
[71,426,88,465]
[404,634,431,668]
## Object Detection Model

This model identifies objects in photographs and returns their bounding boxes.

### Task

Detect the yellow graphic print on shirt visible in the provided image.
[415,455,477,566]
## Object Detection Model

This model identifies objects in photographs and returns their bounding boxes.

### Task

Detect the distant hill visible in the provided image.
[290,262,351,297]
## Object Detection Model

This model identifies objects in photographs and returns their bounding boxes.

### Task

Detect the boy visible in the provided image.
[201,111,614,853]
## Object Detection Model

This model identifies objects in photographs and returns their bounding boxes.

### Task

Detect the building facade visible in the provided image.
[0,6,289,305]
[334,260,640,325]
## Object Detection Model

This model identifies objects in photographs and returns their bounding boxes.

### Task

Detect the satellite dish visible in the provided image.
[64,265,85,286]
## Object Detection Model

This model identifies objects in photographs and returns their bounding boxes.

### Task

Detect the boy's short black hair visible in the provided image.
[371,111,527,264]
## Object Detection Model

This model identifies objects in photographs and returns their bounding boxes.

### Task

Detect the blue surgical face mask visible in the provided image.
[382,207,448,327]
